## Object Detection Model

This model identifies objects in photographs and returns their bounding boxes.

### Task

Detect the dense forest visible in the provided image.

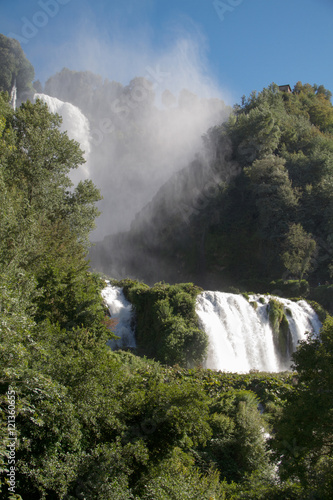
[1,34,333,499]
[92,79,333,304]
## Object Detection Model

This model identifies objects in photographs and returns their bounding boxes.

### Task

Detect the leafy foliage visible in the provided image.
[0,83,110,498]
[272,316,333,496]
[245,155,298,239]
[116,280,208,367]
[0,35,34,96]
[281,223,317,280]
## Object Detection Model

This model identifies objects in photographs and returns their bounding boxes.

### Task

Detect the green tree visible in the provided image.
[273,317,333,496]
[281,223,316,280]
[0,35,34,96]
[202,390,269,482]
[3,98,101,247]
[290,81,333,133]
[230,104,281,165]
[139,448,224,500]
[245,155,298,238]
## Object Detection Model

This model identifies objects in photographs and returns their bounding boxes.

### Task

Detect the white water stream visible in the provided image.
[10,81,17,110]
[196,292,321,372]
[102,284,136,350]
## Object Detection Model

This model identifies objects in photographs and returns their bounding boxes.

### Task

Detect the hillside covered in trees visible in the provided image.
[1,35,333,498]
[92,81,333,301]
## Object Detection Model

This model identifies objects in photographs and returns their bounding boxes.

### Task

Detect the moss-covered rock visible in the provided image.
[268,298,293,359]
[114,279,207,367]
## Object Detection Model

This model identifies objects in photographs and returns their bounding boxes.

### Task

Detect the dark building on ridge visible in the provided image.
[279,84,292,93]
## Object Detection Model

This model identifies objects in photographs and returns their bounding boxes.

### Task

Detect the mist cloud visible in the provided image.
[38,27,232,240]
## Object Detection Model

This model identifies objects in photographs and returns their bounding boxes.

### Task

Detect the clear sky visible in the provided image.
[1,0,333,105]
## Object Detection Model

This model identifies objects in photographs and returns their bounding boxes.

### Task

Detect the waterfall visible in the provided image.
[102,284,136,350]
[101,285,321,372]
[10,81,17,110]
[33,93,91,181]
[196,292,322,372]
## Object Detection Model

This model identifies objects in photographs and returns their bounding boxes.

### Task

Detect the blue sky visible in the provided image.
[1,0,333,105]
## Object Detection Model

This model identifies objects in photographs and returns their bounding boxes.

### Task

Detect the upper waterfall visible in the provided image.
[34,93,91,181]
[10,81,17,110]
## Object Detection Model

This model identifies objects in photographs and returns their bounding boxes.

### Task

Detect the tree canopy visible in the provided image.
[0,35,34,96]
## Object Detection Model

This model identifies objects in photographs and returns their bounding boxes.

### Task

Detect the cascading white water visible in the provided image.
[196,292,322,373]
[34,93,91,181]
[10,81,17,110]
[101,285,321,372]
[102,284,136,350]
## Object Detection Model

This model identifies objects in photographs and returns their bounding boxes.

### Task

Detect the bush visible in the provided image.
[269,279,310,298]
[310,285,333,314]
[115,280,208,367]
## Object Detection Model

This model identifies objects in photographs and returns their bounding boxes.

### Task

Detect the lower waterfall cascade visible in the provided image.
[102,284,136,350]
[102,284,322,372]
[196,291,321,372]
